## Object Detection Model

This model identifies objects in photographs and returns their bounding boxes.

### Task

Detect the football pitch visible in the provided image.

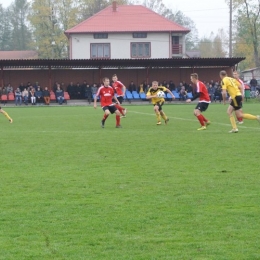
[1,103,260,260]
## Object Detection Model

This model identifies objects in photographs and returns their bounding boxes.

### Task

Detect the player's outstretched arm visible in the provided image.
[114,95,120,104]
[166,88,175,99]
[222,89,227,105]
[93,96,98,109]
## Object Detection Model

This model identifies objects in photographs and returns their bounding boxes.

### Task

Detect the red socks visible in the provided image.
[200,114,208,123]
[115,104,125,116]
[103,114,109,121]
[116,115,120,126]
[197,115,205,126]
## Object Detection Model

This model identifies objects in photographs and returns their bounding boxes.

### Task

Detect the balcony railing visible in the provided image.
[172,44,183,55]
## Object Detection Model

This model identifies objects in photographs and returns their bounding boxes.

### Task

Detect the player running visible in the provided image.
[0,107,13,123]
[146,81,175,125]
[220,70,260,133]
[94,77,122,128]
[233,71,244,124]
[186,73,211,130]
[111,74,127,118]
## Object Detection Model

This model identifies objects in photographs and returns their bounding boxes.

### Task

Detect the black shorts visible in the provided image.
[117,96,124,104]
[102,105,117,114]
[195,102,209,112]
[230,96,242,110]
[154,101,164,111]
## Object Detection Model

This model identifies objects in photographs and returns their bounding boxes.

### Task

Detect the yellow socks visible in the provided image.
[161,112,167,121]
[2,111,12,121]
[230,115,237,129]
[156,112,161,122]
[243,114,257,120]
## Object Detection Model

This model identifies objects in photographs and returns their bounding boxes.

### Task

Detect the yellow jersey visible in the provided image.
[221,77,242,99]
[147,86,167,104]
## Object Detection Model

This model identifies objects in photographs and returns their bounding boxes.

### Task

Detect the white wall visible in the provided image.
[70,32,171,59]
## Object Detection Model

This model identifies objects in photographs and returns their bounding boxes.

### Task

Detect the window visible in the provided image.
[94,33,108,39]
[131,43,151,58]
[133,32,147,38]
[91,43,110,58]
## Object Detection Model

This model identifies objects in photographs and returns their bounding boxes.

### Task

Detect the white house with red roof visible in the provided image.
[65,2,190,59]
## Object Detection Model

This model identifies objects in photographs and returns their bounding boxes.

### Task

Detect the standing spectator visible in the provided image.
[56,86,65,105]
[85,84,92,104]
[53,81,59,92]
[30,88,36,105]
[162,80,167,87]
[179,85,187,101]
[91,83,98,95]
[19,82,25,92]
[34,82,40,91]
[15,88,22,106]
[250,77,257,91]
[2,86,8,95]
[207,84,215,102]
[128,81,136,93]
[67,81,75,99]
[214,86,222,102]
[75,82,82,99]
[6,83,13,94]
[22,88,29,105]
[35,87,43,104]
[169,80,175,91]
[81,81,87,98]
[43,87,50,105]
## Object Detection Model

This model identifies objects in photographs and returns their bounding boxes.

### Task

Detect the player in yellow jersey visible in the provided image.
[0,106,13,123]
[220,70,260,133]
[146,81,175,125]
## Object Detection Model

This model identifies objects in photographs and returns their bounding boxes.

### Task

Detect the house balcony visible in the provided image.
[172,44,183,56]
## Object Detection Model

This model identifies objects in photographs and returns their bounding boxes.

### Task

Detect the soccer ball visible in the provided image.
[157,91,165,98]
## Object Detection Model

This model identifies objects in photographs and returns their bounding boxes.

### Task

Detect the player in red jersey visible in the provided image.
[94,77,122,128]
[186,73,211,130]
[111,74,127,118]
[233,71,244,124]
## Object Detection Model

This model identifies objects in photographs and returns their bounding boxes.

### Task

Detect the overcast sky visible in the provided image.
[0,0,230,38]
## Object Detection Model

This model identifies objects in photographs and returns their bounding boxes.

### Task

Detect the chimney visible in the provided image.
[112,1,117,12]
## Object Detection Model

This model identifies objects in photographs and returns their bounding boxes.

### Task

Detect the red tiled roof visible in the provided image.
[65,4,190,34]
[0,51,38,60]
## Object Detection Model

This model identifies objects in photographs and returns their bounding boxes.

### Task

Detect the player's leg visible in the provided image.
[112,106,122,128]
[242,112,260,121]
[194,103,206,130]
[199,103,210,126]
[227,104,238,133]
[159,102,169,124]
[236,108,244,124]
[154,104,161,125]
[0,107,13,123]
[101,107,110,128]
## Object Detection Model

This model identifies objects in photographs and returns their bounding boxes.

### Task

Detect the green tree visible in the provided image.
[229,0,260,68]
[9,0,32,50]
[29,0,80,58]
[198,30,227,58]
[0,5,13,50]
[78,0,128,20]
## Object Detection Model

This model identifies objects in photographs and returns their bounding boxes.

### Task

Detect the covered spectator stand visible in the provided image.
[0,58,245,90]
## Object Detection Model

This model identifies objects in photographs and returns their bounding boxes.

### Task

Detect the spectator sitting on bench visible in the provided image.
[179,85,187,101]
[22,88,29,105]
[30,87,36,105]
[56,85,65,105]
[43,87,50,105]
[6,83,13,94]
[35,86,43,104]
[15,88,22,106]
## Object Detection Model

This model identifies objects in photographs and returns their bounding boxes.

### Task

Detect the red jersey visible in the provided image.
[112,81,124,96]
[196,81,210,103]
[96,85,115,107]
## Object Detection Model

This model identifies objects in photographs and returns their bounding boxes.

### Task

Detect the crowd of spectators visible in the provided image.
[2,77,257,105]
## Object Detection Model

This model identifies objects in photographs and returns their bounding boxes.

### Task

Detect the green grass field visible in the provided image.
[1,103,260,260]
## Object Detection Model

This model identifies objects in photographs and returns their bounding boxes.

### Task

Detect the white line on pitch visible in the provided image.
[129,110,260,131]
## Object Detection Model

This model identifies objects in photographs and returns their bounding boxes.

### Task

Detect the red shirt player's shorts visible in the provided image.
[102,105,117,114]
